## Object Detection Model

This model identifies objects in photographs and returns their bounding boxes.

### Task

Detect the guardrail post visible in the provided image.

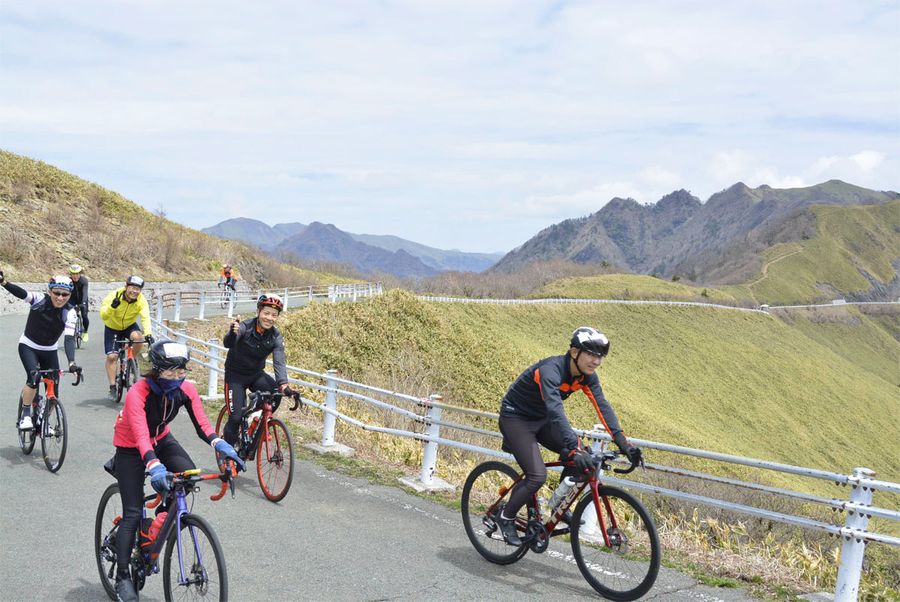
[322,369,339,446]
[283,287,290,310]
[155,292,163,323]
[206,338,220,399]
[304,369,354,456]
[834,467,876,601]
[174,291,182,322]
[308,285,313,301]
[198,291,206,320]
[399,395,454,492]
[420,395,442,485]
[227,290,235,318]
[328,285,335,303]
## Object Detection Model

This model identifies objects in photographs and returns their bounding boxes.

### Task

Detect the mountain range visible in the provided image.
[493,180,899,286]
[203,219,503,276]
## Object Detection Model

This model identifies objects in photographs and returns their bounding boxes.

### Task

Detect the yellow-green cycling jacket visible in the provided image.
[99,287,152,334]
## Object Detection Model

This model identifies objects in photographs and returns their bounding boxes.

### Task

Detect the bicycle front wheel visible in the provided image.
[214,404,228,437]
[460,461,530,565]
[257,417,294,502]
[16,398,36,454]
[570,485,661,601]
[95,483,122,601]
[125,358,139,390]
[162,514,227,602]
[41,398,67,472]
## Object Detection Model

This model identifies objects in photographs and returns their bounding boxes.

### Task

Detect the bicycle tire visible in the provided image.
[257,417,294,502]
[460,461,530,565]
[95,483,122,601]
[162,514,228,602]
[214,404,228,437]
[115,360,127,404]
[16,397,37,454]
[125,358,139,390]
[570,485,661,601]
[41,398,67,472]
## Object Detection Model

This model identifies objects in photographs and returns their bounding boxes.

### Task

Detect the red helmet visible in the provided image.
[257,293,284,313]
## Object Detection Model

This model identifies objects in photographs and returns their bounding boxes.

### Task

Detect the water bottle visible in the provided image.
[147,511,167,542]
[548,476,576,512]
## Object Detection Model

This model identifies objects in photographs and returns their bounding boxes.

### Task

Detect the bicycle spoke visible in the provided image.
[256,418,294,502]
[163,515,227,601]
[461,461,530,564]
[41,398,67,472]
[571,486,660,600]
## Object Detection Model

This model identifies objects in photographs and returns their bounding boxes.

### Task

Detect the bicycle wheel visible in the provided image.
[162,514,227,602]
[75,320,83,349]
[570,485,661,601]
[41,398,67,472]
[460,461,530,565]
[125,358,139,390]
[214,404,228,437]
[115,362,127,404]
[257,417,294,502]
[95,483,122,601]
[16,397,36,455]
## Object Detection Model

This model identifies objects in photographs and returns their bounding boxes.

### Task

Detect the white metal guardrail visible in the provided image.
[147,290,898,601]
[148,282,382,322]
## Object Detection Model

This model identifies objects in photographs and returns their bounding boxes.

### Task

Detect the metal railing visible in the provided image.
[151,311,898,602]
[147,282,382,322]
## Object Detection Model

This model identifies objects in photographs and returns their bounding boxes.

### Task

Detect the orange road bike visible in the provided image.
[17,367,82,473]
[215,390,299,502]
[113,338,144,403]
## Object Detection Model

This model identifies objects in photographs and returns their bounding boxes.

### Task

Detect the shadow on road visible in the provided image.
[435,544,600,598]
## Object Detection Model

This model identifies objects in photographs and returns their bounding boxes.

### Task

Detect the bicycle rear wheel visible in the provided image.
[16,397,37,454]
[257,417,294,502]
[460,461,530,565]
[95,483,122,601]
[41,398,67,472]
[570,485,661,601]
[162,514,227,602]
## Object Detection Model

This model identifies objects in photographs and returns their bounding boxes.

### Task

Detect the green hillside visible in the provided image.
[0,150,353,285]
[531,273,743,304]
[278,290,899,488]
[721,201,900,304]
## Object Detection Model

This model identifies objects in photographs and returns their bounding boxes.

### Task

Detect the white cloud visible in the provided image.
[1,1,897,252]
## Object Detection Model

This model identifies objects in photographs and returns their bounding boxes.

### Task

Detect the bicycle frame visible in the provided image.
[138,470,232,578]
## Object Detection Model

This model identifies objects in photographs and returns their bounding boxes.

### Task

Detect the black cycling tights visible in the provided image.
[114,435,195,579]
[498,414,568,517]
[222,372,276,446]
[18,344,59,388]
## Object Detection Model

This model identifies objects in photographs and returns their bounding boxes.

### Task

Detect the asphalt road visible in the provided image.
[0,310,758,601]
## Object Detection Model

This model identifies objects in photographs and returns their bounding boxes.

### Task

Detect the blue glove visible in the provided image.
[214,438,245,472]
[148,462,171,495]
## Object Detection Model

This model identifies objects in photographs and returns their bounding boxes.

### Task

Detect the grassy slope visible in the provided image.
[279,290,899,488]
[0,150,353,285]
[532,273,742,304]
[720,201,900,304]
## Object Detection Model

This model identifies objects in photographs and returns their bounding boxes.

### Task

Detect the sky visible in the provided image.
[1,1,898,253]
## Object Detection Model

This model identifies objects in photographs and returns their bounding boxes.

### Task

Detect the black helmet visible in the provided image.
[148,339,190,371]
[570,327,610,357]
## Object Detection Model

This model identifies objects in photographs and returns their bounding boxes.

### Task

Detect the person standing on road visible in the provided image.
[108,339,243,602]
[220,293,296,448]
[68,263,90,342]
[0,269,81,430]
[100,275,154,401]
[494,326,643,546]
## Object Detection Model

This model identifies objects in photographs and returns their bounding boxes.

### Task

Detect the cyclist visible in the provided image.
[495,326,643,546]
[68,264,90,342]
[100,275,154,401]
[109,339,244,602]
[221,293,296,449]
[218,263,238,291]
[0,270,81,430]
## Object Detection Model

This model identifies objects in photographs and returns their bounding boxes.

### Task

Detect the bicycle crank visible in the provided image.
[527,522,550,553]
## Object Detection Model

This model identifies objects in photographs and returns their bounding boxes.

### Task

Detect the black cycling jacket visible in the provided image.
[70,276,89,308]
[223,317,287,385]
[499,354,623,451]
